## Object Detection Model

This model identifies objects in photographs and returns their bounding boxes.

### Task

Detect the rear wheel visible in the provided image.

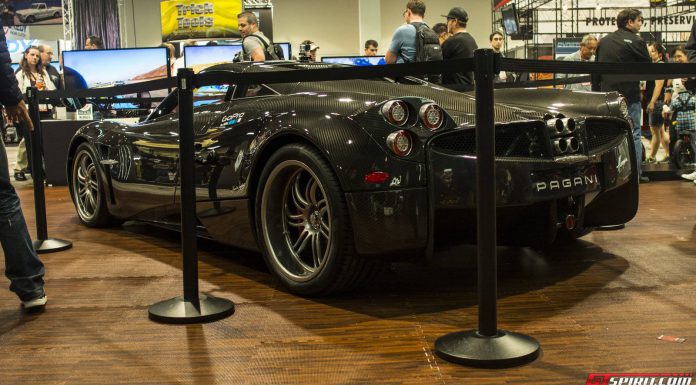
[71,143,119,227]
[255,143,383,296]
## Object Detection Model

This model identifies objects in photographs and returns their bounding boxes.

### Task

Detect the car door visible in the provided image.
[105,92,181,221]
[192,83,279,249]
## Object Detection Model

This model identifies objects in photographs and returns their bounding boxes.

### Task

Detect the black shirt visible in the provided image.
[595,27,651,103]
[442,31,477,86]
[45,63,61,90]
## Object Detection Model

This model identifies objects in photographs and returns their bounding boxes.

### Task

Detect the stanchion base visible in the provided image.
[434,329,540,368]
[148,295,234,324]
[33,238,72,254]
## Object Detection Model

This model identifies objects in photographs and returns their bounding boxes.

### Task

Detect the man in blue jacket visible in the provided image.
[0,20,47,311]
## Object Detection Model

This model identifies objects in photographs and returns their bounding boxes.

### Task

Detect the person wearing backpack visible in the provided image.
[386,0,438,64]
[385,1,442,83]
[237,11,280,62]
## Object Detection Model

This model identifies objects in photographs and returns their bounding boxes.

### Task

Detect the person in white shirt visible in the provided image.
[13,46,55,181]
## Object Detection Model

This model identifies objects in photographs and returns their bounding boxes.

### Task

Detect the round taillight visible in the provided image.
[386,130,413,157]
[419,103,444,130]
[382,100,409,126]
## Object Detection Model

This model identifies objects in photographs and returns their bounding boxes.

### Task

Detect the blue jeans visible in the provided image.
[628,101,643,176]
[0,139,44,301]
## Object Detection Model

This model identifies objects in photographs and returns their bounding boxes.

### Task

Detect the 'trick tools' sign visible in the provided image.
[160,0,243,41]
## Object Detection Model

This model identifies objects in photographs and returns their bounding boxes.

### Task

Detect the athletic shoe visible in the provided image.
[21,295,47,312]
[681,171,696,181]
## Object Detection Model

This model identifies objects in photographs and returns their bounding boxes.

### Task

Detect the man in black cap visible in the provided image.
[441,7,477,87]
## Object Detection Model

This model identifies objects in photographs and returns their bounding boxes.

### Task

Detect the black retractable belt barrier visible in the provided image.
[434,50,540,368]
[25,87,72,253]
[148,68,234,324]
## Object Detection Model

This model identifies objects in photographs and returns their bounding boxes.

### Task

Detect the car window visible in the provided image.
[144,84,233,122]
[237,84,278,99]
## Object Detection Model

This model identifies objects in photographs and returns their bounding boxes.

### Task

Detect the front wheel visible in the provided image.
[255,143,383,296]
[71,143,120,227]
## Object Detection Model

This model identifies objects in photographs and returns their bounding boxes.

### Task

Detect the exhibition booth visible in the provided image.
[2,0,695,384]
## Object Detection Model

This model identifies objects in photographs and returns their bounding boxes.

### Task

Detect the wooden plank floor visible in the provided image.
[0,177,694,384]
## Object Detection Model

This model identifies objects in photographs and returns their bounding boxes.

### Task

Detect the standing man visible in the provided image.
[596,8,651,183]
[364,40,378,56]
[0,20,47,311]
[38,44,61,89]
[557,35,597,91]
[237,11,273,62]
[489,31,512,83]
[84,35,104,50]
[441,7,477,87]
[385,0,428,64]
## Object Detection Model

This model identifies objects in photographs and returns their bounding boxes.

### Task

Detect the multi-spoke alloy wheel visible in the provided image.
[71,143,116,227]
[257,144,378,296]
[262,159,333,281]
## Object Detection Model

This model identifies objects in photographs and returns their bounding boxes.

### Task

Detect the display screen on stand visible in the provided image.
[62,47,170,111]
[184,45,243,71]
[276,42,291,60]
[321,56,386,66]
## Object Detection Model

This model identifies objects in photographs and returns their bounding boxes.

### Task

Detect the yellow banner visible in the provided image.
[161,0,242,41]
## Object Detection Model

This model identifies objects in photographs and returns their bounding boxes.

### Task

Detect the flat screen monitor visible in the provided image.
[184,45,242,71]
[276,42,291,60]
[321,56,386,66]
[62,47,169,90]
[501,4,519,35]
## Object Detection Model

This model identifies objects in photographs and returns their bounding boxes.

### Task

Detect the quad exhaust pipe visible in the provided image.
[547,118,576,135]
[553,137,580,155]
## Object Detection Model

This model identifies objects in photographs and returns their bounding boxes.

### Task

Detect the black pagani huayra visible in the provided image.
[67,61,637,295]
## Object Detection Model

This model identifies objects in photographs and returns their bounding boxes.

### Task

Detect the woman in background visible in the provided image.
[13,46,55,181]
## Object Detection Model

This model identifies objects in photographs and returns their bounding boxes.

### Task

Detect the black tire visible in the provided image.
[673,139,692,169]
[641,142,646,162]
[255,143,383,296]
[71,143,119,227]
[26,16,35,23]
[53,12,60,18]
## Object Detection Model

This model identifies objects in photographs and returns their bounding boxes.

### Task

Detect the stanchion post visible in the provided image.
[25,87,72,253]
[591,73,601,92]
[433,49,540,368]
[148,68,235,324]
